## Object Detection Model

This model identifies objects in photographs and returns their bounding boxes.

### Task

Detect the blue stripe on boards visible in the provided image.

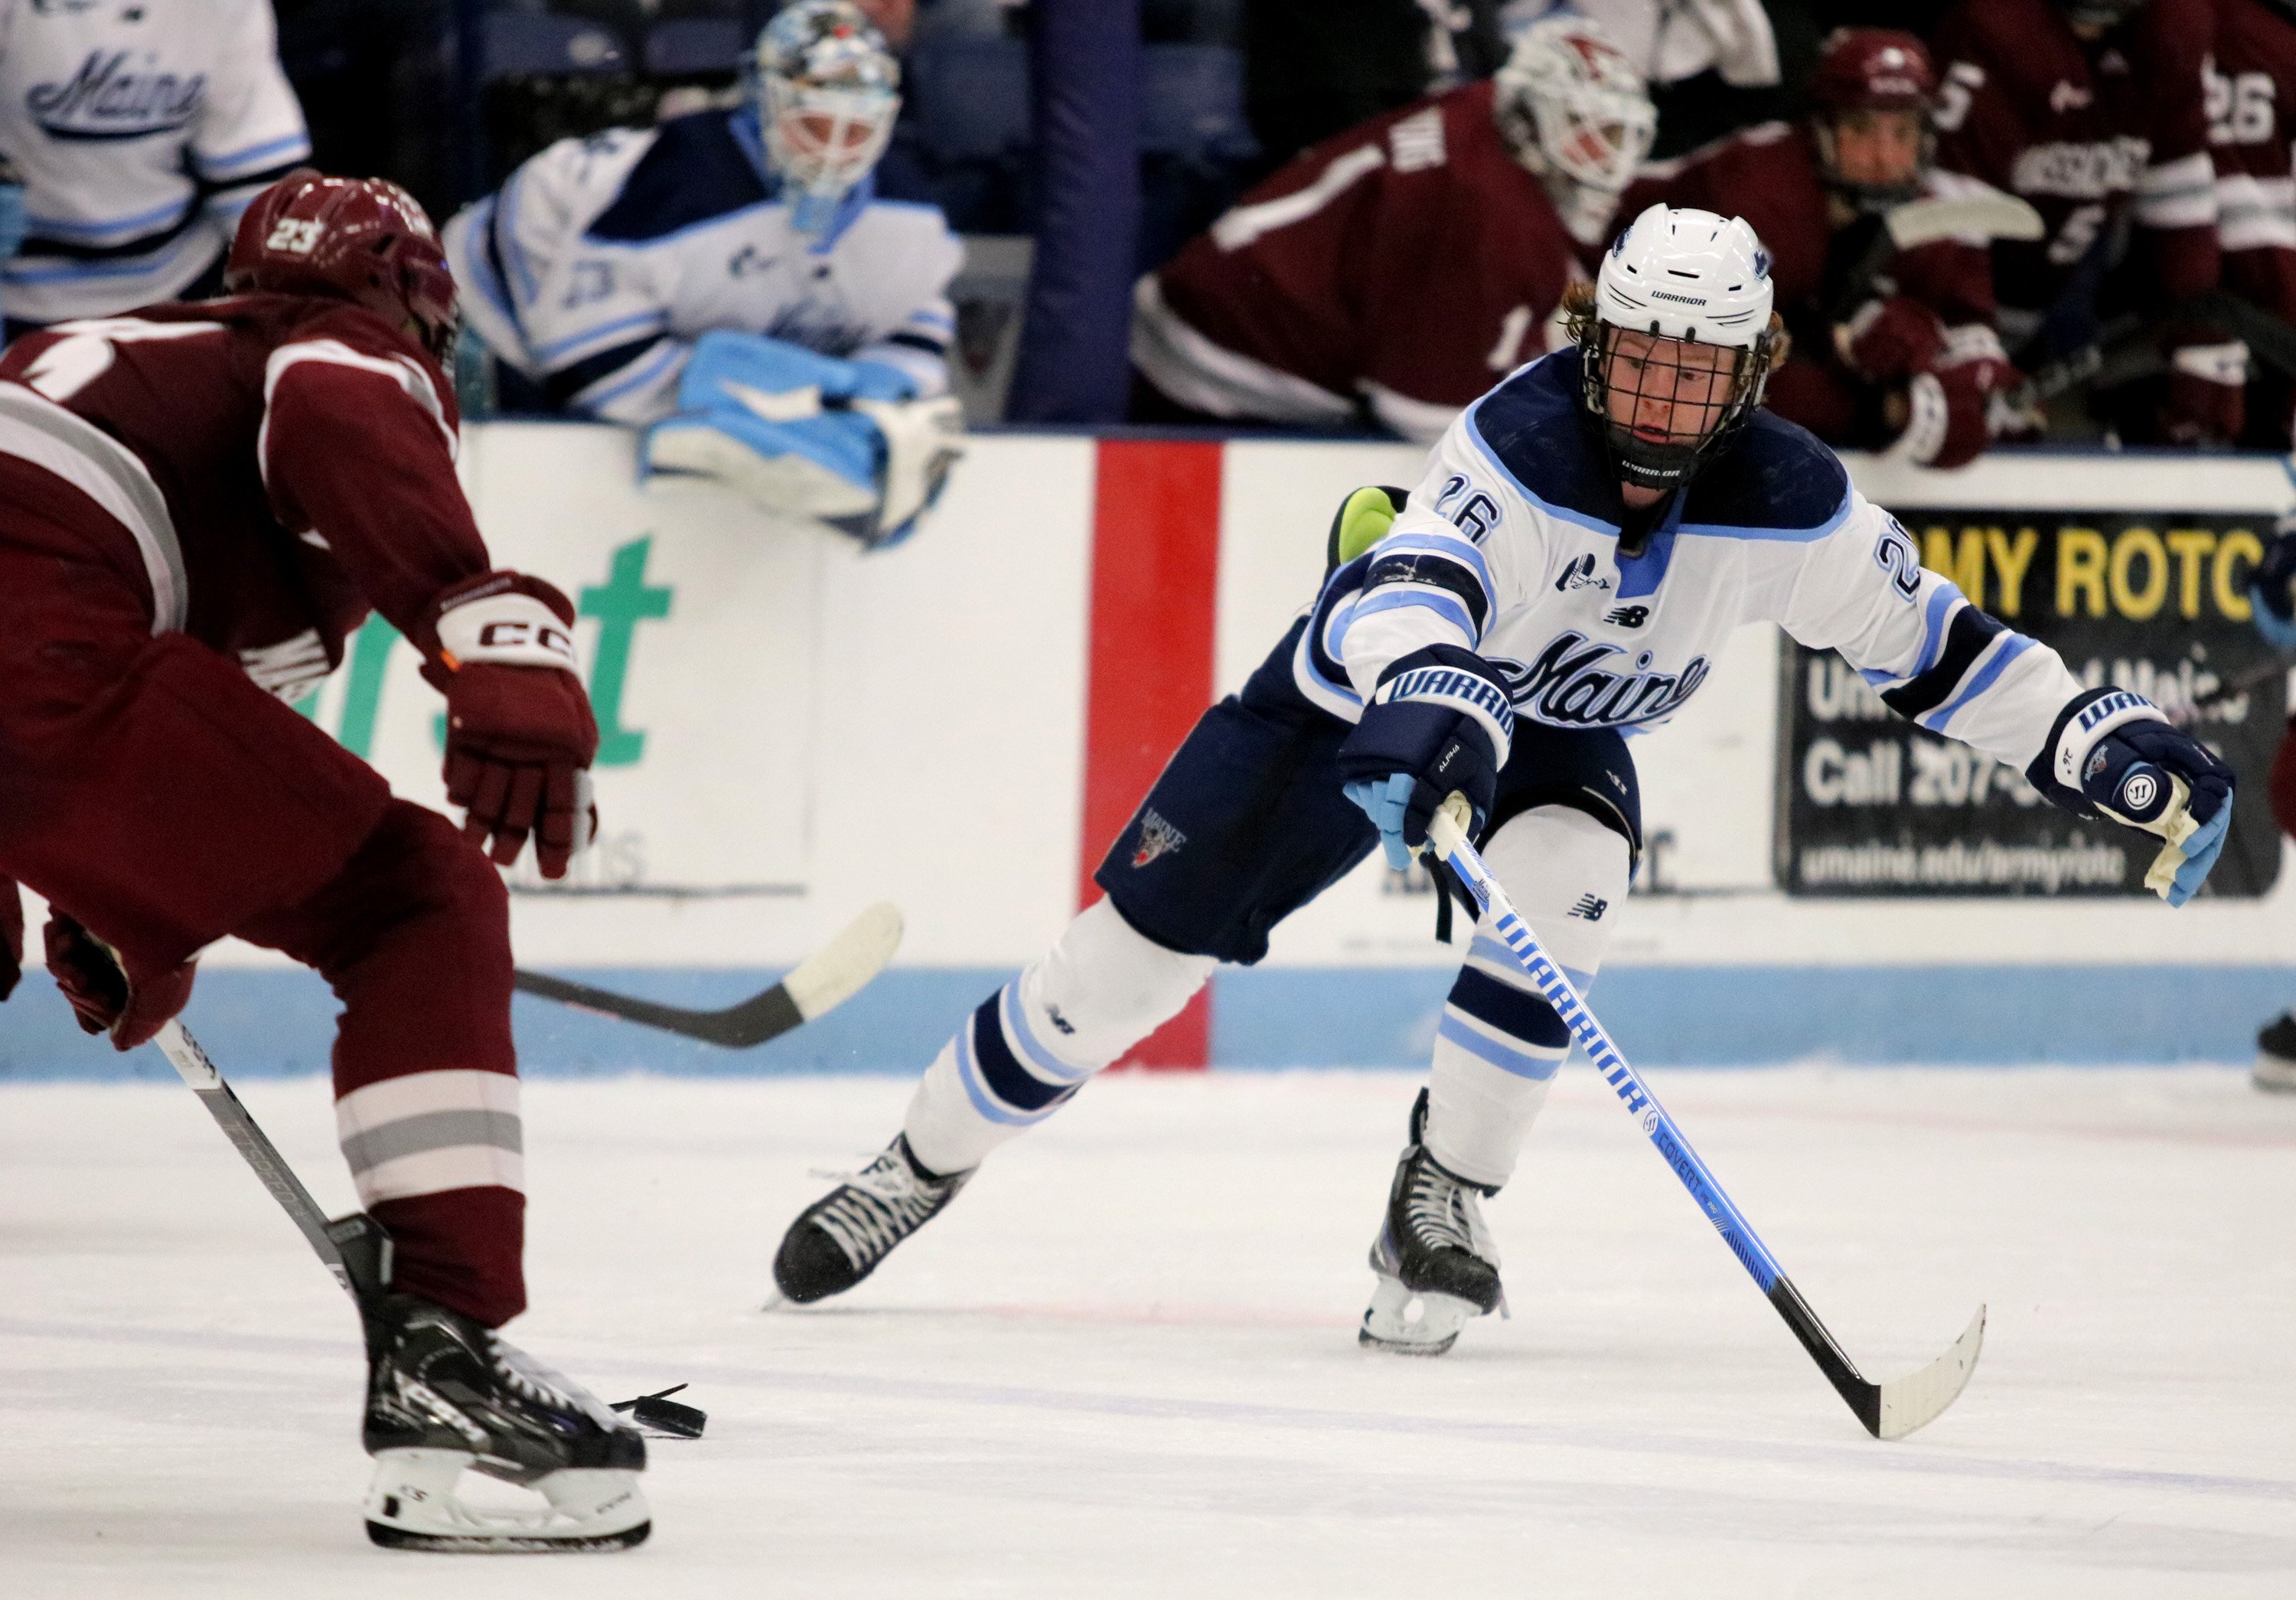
[7,965,2290,1079]
[1446,965,1570,1048]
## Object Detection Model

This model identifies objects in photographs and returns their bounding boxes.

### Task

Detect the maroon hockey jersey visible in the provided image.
[2210,0,2296,326]
[1132,80,1590,444]
[0,296,484,700]
[1618,121,2005,460]
[1930,0,2219,326]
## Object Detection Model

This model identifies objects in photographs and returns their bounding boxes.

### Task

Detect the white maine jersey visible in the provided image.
[1298,349,2084,771]
[0,0,308,325]
[444,107,960,425]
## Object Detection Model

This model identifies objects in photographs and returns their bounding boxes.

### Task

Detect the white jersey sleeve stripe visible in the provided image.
[533,311,670,367]
[1917,632,2036,733]
[1348,582,1479,642]
[195,131,311,181]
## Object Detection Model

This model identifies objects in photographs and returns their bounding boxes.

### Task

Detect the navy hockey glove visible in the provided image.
[2248,515,2296,651]
[1336,647,1514,870]
[2027,687,2236,906]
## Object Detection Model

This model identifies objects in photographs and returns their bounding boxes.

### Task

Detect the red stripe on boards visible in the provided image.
[1079,439,1221,1069]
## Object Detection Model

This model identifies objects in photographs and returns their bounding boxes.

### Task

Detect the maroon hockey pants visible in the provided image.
[0,537,527,1325]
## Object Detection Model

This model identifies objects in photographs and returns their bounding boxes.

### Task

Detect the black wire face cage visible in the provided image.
[1578,319,1775,495]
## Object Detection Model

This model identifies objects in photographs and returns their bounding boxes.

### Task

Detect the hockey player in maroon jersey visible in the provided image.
[1930,0,2242,442]
[1620,28,2017,469]
[2206,0,2296,442]
[0,171,649,1550]
[1129,12,1655,444]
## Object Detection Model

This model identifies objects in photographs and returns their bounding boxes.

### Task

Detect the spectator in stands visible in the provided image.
[1507,0,1799,158]
[1619,28,2018,468]
[1130,13,1653,442]
[1244,0,1508,178]
[0,0,310,335]
[1929,0,2239,445]
[445,0,965,547]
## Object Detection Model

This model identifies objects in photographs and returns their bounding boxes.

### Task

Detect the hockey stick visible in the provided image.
[1426,802,1985,1440]
[1830,192,2045,322]
[2172,655,2288,726]
[511,900,903,1048]
[149,1018,390,1301]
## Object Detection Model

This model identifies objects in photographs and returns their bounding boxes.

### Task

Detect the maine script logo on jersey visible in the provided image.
[28,51,207,141]
[1491,631,1711,728]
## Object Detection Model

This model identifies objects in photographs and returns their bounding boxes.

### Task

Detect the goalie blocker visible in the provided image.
[643,329,966,548]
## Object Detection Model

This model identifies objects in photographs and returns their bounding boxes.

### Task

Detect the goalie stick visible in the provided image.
[1427,801,1985,1440]
[512,901,904,1047]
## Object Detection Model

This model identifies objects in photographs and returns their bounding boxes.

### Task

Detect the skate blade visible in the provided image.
[1358,1275,1478,1357]
[365,1448,650,1553]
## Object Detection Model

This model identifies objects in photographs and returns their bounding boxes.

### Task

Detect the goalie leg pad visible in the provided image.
[643,407,883,519]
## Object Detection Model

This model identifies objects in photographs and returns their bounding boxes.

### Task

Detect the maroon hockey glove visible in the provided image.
[1839,296,1943,384]
[0,878,22,1003]
[2161,344,2247,446]
[43,913,196,1050]
[416,572,600,879]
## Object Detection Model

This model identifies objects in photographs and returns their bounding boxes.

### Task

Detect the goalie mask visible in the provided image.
[1578,205,1781,497]
[1494,15,1655,244]
[750,0,901,237]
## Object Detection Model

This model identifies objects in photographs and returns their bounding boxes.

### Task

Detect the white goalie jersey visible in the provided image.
[0,0,310,325]
[445,107,960,425]
[1300,349,2085,769]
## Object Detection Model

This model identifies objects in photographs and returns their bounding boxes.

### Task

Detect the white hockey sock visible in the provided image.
[902,899,1215,1175]
[1424,805,1630,1189]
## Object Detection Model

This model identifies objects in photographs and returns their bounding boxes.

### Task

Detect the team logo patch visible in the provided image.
[1133,809,1187,867]
[1554,553,1613,594]
[1568,894,1609,921]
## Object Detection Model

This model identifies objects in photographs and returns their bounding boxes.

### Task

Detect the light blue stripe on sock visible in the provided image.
[1437,1013,1563,1081]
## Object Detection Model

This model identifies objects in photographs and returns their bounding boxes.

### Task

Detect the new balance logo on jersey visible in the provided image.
[1133,809,1187,867]
[1554,553,1613,594]
[1567,894,1608,921]
[1603,604,1649,629]
[28,51,207,141]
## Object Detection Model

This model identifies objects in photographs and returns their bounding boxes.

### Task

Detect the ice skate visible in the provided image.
[2256,1011,2296,1093]
[360,1294,648,1552]
[1360,1090,1505,1357]
[773,1133,972,1303]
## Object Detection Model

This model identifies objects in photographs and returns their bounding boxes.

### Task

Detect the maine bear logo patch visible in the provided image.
[1133,808,1188,867]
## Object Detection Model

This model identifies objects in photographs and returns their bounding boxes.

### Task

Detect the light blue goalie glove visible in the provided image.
[641,331,965,547]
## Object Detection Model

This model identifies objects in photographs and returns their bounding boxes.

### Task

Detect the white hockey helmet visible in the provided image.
[751,0,901,233]
[1580,204,1782,494]
[1492,15,1655,195]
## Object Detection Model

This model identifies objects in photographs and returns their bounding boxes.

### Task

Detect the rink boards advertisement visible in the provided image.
[1776,508,2288,899]
[7,431,2296,1075]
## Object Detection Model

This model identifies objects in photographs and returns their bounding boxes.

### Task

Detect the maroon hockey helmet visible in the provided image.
[224,169,460,362]
[1810,28,1937,114]
[1809,29,1937,211]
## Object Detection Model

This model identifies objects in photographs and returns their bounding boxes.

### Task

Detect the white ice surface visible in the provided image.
[4,1066,2294,1597]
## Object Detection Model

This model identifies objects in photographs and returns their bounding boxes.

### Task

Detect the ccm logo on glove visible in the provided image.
[434,583,579,672]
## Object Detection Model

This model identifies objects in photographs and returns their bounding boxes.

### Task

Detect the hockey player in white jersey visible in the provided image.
[771,206,2236,1352]
[0,0,309,330]
[445,0,964,547]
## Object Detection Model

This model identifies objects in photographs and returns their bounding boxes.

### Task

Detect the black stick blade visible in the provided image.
[512,903,904,1049]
